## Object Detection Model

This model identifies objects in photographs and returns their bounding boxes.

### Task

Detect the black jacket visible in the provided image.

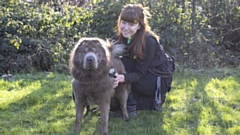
[114,35,172,84]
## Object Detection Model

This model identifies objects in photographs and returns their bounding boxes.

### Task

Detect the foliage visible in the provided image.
[0,69,240,134]
[0,0,89,74]
[149,0,240,68]
[0,0,239,75]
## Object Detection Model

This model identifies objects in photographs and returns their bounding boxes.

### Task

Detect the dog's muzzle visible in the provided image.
[83,52,98,69]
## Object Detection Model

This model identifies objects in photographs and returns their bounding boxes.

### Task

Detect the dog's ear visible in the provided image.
[92,39,102,45]
[105,39,112,48]
[94,38,107,47]
[77,39,87,47]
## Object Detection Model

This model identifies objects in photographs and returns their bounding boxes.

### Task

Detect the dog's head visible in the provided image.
[70,37,111,70]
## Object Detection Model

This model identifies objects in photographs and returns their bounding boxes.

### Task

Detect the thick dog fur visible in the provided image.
[69,37,130,135]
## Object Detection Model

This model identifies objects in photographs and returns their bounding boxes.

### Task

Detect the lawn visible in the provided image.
[0,68,240,135]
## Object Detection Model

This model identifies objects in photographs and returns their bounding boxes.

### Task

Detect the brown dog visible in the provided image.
[69,37,130,135]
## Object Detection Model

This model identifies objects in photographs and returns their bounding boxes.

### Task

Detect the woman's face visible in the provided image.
[120,20,141,38]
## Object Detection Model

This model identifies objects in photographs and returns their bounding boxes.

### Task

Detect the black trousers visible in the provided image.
[110,57,172,111]
[131,71,172,110]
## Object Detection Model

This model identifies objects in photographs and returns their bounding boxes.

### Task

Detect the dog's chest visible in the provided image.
[80,85,114,105]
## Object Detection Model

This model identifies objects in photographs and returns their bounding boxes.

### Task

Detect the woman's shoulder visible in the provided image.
[145,33,165,53]
[145,32,159,42]
[145,34,159,47]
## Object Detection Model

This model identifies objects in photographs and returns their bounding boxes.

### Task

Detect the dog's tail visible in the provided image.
[110,44,126,57]
[105,39,126,57]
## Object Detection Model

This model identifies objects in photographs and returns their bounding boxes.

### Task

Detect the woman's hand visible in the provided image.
[113,73,125,88]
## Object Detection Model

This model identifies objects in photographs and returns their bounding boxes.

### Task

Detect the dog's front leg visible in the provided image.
[73,98,85,132]
[99,102,110,135]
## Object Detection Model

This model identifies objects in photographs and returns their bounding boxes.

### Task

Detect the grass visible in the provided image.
[0,68,240,135]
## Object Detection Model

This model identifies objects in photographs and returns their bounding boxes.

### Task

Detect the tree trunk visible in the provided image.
[182,0,185,13]
[191,0,196,37]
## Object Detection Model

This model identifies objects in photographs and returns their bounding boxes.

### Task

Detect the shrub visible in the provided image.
[0,0,239,75]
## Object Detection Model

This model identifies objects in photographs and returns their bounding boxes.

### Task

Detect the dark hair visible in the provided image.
[117,3,159,59]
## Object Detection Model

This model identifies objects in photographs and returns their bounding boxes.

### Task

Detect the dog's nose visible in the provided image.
[86,56,94,62]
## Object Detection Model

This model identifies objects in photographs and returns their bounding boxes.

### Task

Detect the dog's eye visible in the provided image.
[85,47,96,53]
[75,48,85,56]
[85,48,88,52]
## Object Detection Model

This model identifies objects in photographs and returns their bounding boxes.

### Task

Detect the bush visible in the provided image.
[0,1,89,74]
[0,0,239,75]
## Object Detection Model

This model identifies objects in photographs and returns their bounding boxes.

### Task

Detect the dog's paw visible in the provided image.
[123,116,130,122]
[101,131,108,135]
[73,123,81,132]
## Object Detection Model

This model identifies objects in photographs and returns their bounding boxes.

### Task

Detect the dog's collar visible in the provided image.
[118,53,129,58]
[109,68,116,78]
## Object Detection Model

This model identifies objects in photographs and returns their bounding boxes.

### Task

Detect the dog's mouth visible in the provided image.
[85,64,96,70]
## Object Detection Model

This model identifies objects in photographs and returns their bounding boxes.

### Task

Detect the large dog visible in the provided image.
[69,37,130,135]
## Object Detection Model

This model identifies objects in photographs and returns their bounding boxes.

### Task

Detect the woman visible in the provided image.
[110,3,173,117]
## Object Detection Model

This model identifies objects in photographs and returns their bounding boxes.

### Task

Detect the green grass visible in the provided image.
[0,68,240,135]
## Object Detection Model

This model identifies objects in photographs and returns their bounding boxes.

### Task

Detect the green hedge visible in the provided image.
[0,0,239,75]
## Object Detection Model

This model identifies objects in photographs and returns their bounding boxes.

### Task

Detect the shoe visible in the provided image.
[128,110,137,117]
[109,109,137,118]
[109,110,122,118]
[153,102,162,111]
[127,104,137,117]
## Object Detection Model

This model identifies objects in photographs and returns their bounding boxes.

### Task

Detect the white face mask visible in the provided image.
[120,20,141,38]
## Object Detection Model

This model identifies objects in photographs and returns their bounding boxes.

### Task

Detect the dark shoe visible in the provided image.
[127,103,137,117]
[127,92,137,117]
[153,101,162,111]
[109,110,122,118]
[109,109,137,118]
[128,110,137,117]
